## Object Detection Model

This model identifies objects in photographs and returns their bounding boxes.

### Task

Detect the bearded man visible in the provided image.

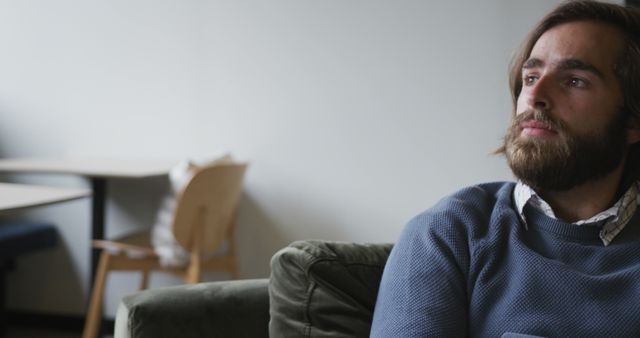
[371,1,640,337]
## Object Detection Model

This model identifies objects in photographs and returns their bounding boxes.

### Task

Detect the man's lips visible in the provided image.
[519,121,558,137]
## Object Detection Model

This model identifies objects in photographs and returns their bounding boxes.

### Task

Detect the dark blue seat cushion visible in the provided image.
[0,222,57,259]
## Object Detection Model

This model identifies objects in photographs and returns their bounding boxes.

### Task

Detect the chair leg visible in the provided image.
[82,251,111,338]
[185,214,203,284]
[140,270,149,290]
[185,253,201,284]
[228,231,239,279]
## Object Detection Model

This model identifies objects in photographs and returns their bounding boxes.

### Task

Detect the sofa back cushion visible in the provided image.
[269,240,393,338]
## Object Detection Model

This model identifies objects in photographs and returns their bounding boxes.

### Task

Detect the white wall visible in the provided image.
[0,0,617,317]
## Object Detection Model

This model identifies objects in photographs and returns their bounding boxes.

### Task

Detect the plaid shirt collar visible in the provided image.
[514,181,639,246]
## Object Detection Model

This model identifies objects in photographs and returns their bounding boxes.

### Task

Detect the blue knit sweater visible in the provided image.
[371,182,640,337]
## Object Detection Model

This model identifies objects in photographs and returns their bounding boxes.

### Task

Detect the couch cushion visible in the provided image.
[269,240,393,338]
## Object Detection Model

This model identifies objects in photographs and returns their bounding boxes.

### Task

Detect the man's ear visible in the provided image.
[626,114,640,144]
[627,127,640,145]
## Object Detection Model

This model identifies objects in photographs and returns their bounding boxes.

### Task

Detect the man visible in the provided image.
[371,1,640,337]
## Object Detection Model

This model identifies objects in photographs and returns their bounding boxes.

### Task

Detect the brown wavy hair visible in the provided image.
[503,0,640,188]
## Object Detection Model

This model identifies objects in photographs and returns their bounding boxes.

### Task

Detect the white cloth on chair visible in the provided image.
[152,153,233,267]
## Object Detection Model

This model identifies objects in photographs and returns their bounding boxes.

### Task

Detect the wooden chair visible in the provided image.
[82,163,248,338]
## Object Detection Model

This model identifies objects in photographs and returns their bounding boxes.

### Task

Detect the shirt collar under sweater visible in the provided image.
[514,181,640,246]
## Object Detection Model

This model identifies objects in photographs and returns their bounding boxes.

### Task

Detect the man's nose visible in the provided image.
[524,77,552,111]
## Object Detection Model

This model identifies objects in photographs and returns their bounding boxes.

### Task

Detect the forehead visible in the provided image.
[529,21,624,74]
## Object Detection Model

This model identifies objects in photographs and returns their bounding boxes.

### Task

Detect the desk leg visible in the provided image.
[90,178,106,288]
[89,178,107,337]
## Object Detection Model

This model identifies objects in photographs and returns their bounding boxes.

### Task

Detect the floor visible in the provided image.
[6,327,113,338]
[6,328,78,338]
[5,311,115,338]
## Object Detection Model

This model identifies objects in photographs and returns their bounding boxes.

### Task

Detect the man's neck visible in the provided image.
[537,164,625,223]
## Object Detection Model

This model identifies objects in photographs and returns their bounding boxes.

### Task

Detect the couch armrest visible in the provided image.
[269,240,393,338]
[115,278,270,338]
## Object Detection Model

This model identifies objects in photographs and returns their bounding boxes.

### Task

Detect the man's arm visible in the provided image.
[370,210,470,337]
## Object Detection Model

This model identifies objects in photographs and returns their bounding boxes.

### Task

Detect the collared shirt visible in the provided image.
[513,181,639,246]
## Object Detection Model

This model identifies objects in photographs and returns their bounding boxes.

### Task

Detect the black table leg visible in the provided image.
[90,178,106,288]
[89,178,107,336]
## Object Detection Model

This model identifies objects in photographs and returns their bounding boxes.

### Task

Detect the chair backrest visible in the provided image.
[171,163,248,255]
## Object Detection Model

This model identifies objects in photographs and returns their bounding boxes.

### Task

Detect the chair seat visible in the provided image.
[92,231,157,258]
[0,222,57,260]
[92,231,230,262]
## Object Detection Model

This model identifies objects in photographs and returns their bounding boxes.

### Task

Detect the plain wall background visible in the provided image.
[0,0,621,317]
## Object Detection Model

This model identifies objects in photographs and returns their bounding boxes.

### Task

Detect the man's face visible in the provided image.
[504,20,629,191]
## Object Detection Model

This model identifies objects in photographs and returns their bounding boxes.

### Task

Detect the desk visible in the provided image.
[0,182,88,336]
[0,157,173,284]
[0,182,89,212]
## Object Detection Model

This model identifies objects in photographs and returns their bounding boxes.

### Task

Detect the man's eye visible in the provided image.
[523,75,537,85]
[568,78,587,88]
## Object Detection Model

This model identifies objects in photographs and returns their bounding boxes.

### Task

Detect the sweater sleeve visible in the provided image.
[370,205,471,337]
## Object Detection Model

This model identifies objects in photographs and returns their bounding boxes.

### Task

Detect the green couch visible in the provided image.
[114,240,393,338]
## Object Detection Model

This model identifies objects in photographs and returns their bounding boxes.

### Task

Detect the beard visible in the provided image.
[503,109,628,191]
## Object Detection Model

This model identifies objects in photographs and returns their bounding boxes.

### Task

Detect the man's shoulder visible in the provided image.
[407,181,516,232]
[433,181,515,213]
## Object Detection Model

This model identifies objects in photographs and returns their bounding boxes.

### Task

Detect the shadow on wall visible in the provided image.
[236,192,293,279]
[2,212,86,315]
[108,176,170,238]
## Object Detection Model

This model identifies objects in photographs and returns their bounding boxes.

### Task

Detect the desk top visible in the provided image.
[0,157,174,179]
[0,182,90,212]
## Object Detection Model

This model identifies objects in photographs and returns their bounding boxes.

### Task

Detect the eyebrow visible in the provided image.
[522,57,606,80]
